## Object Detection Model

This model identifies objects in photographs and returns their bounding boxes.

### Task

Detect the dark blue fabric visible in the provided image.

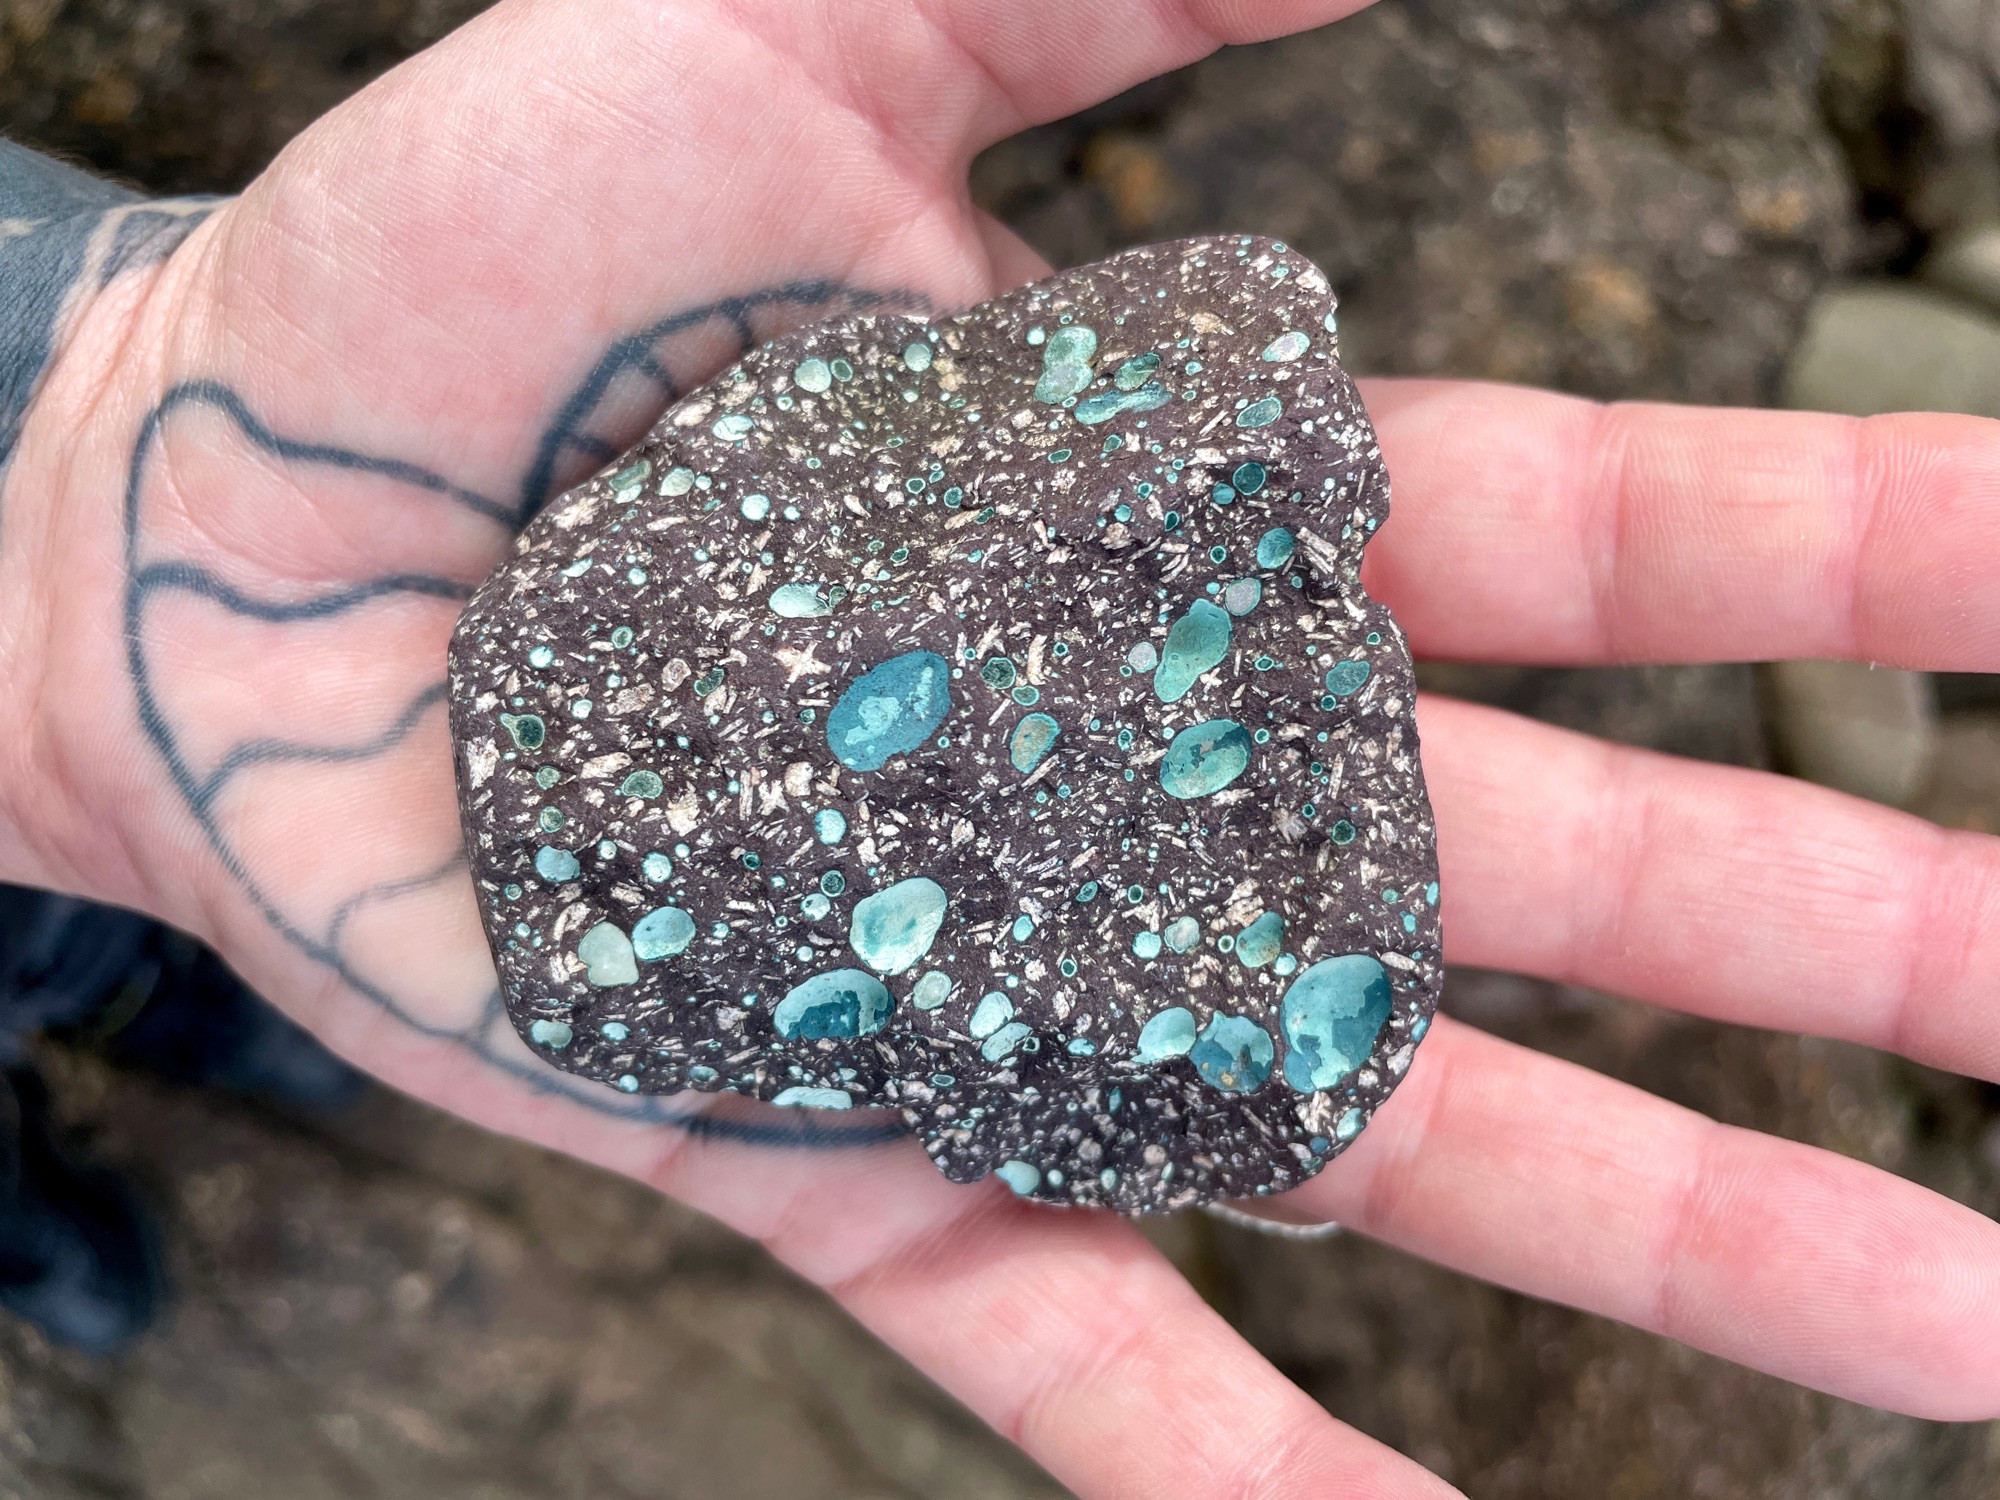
[0,1066,160,1355]
[0,885,361,1352]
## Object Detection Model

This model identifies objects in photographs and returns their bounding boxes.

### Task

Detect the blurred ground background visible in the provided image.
[5,0,2000,1494]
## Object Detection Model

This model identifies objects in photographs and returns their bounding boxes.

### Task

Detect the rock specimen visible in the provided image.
[449,236,1441,1212]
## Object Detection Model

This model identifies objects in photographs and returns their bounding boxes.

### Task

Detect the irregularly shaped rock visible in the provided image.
[1921,224,2000,316]
[1782,283,2000,420]
[1761,659,1938,807]
[450,236,1442,1212]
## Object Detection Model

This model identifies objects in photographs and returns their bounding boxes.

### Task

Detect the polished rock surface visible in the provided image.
[449,237,1440,1211]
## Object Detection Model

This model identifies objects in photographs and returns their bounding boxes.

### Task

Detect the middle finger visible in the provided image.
[1420,695,2000,1081]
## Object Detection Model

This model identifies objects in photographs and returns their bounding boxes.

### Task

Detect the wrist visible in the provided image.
[0,193,225,932]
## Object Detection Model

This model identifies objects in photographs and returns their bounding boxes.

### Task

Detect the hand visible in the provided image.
[3,1,1996,1493]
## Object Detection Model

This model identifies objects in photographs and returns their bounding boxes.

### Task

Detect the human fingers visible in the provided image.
[1416,695,2000,1080]
[1239,1015,2000,1421]
[320,1022,1461,1500]
[1361,378,2000,669]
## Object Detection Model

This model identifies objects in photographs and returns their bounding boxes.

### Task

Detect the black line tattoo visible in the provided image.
[0,139,215,475]
[122,282,934,1148]
[194,682,451,814]
[519,280,918,516]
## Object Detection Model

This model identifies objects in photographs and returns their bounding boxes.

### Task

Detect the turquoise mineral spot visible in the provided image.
[600,1021,629,1041]
[1036,362,1092,404]
[773,1085,853,1109]
[981,1021,1034,1062]
[576,921,639,987]
[912,970,953,1010]
[827,650,952,771]
[1189,1013,1275,1092]
[1325,659,1371,696]
[848,876,948,974]
[712,412,754,441]
[1154,600,1232,703]
[631,906,695,961]
[800,892,832,921]
[527,645,555,669]
[1235,910,1284,968]
[537,807,564,833]
[739,493,771,521]
[995,1160,1041,1194]
[1221,578,1262,616]
[1336,1107,1366,1142]
[1232,460,1266,495]
[1134,1006,1197,1063]
[1236,396,1283,428]
[1126,641,1159,673]
[528,1019,573,1049]
[1113,352,1160,389]
[1163,915,1202,953]
[1256,527,1295,569]
[768,583,837,618]
[1280,954,1392,1092]
[1067,1037,1097,1056]
[793,358,832,393]
[980,656,1017,689]
[534,846,580,883]
[1074,383,1171,424]
[659,466,695,495]
[500,713,545,750]
[641,851,672,882]
[1045,324,1097,365]
[1159,719,1253,799]
[814,808,847,844]
[773,968,893,1040]
[618,769,664,798]
[1009,712,1061,774]
[968,991,1014,1039]
[1010,913,1036,942]
[903,341,933,372]
[1261,330,1310,362]
[1132,931,1163,960]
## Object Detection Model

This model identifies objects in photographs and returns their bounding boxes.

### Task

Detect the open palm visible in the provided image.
[6,0,1999,1493]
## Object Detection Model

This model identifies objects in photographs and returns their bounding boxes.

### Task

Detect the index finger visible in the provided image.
[344,1027,1463,1500]
[1363,378,2000,671]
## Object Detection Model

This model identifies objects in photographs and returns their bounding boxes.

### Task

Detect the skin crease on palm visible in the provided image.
[2,0,1999,1492]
